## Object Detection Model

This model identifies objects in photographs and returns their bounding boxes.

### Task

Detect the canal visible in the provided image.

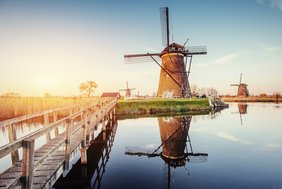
[53,103,282,189]
[0,103,281,188]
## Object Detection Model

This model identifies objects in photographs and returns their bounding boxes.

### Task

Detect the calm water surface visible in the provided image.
[1,103,281,188]
[52,103,282,189]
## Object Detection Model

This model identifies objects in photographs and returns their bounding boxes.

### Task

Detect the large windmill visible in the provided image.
[124,7,207,98]
[119,81,135,97]
[230,73,249,97]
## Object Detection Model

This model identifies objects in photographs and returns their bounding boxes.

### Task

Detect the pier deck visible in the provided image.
[0,98,117,189]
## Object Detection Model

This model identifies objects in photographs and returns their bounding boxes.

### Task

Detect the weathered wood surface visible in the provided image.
[0,97,117,189]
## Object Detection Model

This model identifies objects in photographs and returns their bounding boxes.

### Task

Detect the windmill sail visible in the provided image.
[124,53,161,64]
[160,7,169,47]
[185,46,207,55]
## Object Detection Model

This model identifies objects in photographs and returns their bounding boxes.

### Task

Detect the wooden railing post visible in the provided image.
[44,113,51,142]
[8,123,19,164]
[95,114,99,130]
[102,112,106,140]
[113,108,116,121]
[53,110,59,136]
[64,118,73,171]
[21,139,35,189]
[81,111,87,165]
[86,109,91,144]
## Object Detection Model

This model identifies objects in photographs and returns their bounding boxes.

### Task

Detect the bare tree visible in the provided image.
[79,81,97,97]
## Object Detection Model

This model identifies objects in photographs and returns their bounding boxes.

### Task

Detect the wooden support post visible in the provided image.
[110,117,113,128]
[8,124,19,164]
[22,139,35,189]
[102,116,106,140]
[95,114,99,128]
[64,118,73,171]
[44,114,51,142]
[53,110,57,122]
[110,111,113,121]
[53,111,59,136]
[81,111,87,165]
[86,108,91,144]
[113,108,116,121]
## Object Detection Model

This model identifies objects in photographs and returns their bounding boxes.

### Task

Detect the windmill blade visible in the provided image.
[188,153,208,163]
[124,53,159,58]
[125,146,161,157]
[239,73,242,84]
[124,53,161,64]
[185,46,207,55]
[160,7,169,47]
[230,84,239,86]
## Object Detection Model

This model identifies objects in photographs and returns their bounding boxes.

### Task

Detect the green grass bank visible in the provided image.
[115,98,211,115]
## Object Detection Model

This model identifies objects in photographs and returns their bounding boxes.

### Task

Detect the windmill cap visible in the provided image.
[160,42,185,57]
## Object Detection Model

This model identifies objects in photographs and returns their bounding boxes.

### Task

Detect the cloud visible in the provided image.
[256,0,282,11]
[259,44,281,52]
[212,51,249,65]
[216,132,252,145]
[265,143,280,148]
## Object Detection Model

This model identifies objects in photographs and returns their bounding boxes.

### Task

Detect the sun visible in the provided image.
[36,76,56,92]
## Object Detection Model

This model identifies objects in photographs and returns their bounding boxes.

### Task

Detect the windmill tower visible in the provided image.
[124,7,207,98]
[119,81,135,97]
[231,73,249,97]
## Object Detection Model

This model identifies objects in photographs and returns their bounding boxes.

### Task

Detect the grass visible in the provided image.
[115,98,211,115]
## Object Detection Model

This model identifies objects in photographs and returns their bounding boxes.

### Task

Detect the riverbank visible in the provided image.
[221,96,282,103]
[115,98,211,115]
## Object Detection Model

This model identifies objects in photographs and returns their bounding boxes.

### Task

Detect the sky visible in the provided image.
[0,0,282,96]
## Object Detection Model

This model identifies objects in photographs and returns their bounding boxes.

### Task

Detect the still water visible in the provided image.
[52,103,282,189]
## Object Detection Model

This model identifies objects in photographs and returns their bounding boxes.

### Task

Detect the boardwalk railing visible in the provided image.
[0,97,117,189]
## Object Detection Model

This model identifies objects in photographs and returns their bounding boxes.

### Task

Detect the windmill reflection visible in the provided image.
[126,115,208,189]
[238,103,248,125]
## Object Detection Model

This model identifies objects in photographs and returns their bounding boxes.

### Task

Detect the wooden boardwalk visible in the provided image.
[0,97,117,189]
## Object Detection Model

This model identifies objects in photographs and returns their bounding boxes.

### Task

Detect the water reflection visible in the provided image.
[238,103,247,114]
[159,116,207,189]
[53,119,118,189]
[126,115,208,189]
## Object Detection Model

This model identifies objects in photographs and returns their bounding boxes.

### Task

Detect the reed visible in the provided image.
[0,97,90,121]
[221,96,282,103]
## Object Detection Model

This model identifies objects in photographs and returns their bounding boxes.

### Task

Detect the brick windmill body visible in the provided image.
[124,7,207,98]
[231,73,249,97]
[119,81,135,97]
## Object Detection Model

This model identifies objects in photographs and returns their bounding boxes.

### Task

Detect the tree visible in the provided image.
[79,81,97,97]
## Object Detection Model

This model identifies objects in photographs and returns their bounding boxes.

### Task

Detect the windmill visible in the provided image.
[119,81,135,97]
[124,7,207,98]
[230,73,249,97]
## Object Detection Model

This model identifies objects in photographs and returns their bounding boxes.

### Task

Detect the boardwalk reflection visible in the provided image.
[53,119,117,189]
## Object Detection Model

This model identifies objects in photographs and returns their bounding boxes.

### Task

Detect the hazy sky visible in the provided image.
[1,0,282,96]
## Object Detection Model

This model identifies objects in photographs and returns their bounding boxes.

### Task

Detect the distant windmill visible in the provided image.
[124,7,207,98]
[119,81,135,97]
[231,73,249,97]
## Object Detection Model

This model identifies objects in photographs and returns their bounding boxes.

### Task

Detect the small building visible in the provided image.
[100,92,121,99]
